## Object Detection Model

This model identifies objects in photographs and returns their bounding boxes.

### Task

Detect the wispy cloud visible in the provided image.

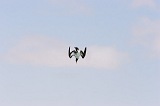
[1,35,128,69]
[132,17,160,58]
[81,46,128,69]
[48,0,92,15]
[131,0,156,8]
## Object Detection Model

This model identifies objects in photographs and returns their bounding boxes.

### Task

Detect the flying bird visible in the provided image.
[68,47,87,63]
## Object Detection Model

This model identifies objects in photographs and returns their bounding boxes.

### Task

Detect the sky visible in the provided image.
[0,0,159,106]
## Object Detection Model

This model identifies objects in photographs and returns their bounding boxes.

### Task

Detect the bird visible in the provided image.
[68,47,87,63]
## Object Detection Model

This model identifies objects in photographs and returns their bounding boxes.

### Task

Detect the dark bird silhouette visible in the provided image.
[68,47,87,63]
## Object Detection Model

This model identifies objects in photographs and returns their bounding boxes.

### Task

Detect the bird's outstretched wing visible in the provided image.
[68,47,72,58]
[80,47,87,58]
[68,47,75,58]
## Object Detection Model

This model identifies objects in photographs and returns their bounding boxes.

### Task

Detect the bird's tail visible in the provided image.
[76,58,78,63]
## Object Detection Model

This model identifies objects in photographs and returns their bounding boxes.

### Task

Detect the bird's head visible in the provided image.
[74,47,79,51]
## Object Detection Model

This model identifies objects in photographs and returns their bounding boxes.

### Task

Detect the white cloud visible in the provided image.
[49,0,92,15]
[132,17,160,58]
[1,35,128,69]
[131,0,156,8]
[80,46,128,69]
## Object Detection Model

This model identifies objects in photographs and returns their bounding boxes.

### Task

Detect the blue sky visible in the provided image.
[0,0,159,106]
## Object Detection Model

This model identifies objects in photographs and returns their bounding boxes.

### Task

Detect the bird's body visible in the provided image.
[68,47,87,63]
[74,52,80,59]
